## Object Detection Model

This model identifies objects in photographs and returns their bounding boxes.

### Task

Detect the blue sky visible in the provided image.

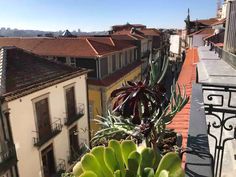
[0,0,222,32]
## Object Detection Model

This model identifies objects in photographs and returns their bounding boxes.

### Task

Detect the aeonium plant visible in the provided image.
[64,140,184,177]
[91,55,189,150]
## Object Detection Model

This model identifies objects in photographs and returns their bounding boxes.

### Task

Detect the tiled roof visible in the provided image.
[87,61,142,87]
[0,37,136,58]
[192,18,219,26]
[140,28,161,36]
[188,28,215,36]
[111,34,137,41]
[211,18,226,26]
[2,47,89,100]
[113,30,145,40]
[112,24,146,28]
[167,48,199,166]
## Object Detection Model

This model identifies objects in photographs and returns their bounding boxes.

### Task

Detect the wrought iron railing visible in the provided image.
[0,140,17,173]
[202,83,236,177]
[54,159,66,177]
[68,143,89,165]
[64,103,85,126]
[33,119,63,147]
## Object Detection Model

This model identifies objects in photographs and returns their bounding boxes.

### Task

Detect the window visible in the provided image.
[130,50,133,63]
[65,86,76,119]
[57,57,66,63]
[112,54,116,72]
[100,57,108,78]
[124,51,128,65]
[70,58,76,67]
[119,53,122,69]
[41,144,56,177]
[69,125,79,160]
[35,98,51,139]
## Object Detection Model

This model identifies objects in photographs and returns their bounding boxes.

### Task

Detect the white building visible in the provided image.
[0,47,90,177]
[170,34,181,57]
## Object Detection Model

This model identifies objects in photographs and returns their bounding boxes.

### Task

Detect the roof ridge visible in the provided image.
[86,38,99,55]
[109,37,115,46]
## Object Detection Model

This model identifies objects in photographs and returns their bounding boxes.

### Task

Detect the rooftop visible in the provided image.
[0,37,136,58]
[188,28,215,36]
[0,47,89,101]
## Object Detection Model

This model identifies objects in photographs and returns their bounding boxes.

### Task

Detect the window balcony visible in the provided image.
[64,103,85,126]
[0,140,17,174]
[33,119,63,147]
[68,143,89,165]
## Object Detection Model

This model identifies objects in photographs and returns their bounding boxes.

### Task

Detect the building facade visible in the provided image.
[0,47,90,177]
[0,37,142,135]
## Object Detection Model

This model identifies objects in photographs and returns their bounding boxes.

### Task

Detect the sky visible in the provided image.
[0,0,223,32]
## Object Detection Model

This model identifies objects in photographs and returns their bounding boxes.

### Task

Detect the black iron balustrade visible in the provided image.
[0,140,17,173]
[64,103,85,126]
[53,159,66,177]
[202,83,236,177]
[68,143,89,165]
[33,119,63,147]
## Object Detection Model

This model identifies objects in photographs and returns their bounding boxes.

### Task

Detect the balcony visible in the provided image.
[0,141,17,174]
[141,50,150,59]
[52,159,66,177]
[64,103,85,126]
[33,119,63,147]
[68,143,89,165]
[179,46,236,176]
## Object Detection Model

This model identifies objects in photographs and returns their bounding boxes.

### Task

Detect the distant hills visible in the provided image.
[0,27,108,37]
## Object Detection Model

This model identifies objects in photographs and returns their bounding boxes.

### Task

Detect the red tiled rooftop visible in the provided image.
[191,18,218,26]
[167,48,199,166]
[188,28,215,36]
[211,18,226,26]
[0,37,136,58]
[140,28,161,36]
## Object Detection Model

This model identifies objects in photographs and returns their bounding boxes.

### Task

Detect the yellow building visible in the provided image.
[88,61,142,134]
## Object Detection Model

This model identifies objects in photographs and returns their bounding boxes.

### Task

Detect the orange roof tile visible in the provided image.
[188,28,215,36]
[0,37,136,58]
[192,18,218,26]
[140,28,161,36]
[211,18,226,26]
[167,48,199,167]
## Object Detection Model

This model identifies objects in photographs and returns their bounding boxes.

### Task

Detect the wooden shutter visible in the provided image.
[35,98,51,139]
[66,87,76,118]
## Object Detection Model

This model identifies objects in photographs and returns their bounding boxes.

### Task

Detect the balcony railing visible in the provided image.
[33,119,63,147]
[64,103,85,126]
[141,50,150,59]
[53,159,66,177]
[185,83,236,177]
[68,143,89,165]
[0,140,17,173]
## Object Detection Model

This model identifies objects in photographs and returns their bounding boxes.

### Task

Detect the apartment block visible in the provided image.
[0,47,90,177]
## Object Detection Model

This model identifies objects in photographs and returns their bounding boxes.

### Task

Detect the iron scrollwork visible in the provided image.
[202,83,236,177]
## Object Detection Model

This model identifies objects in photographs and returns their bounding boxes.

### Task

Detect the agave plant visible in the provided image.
[91,55,189,150]
[68,140,184,177]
